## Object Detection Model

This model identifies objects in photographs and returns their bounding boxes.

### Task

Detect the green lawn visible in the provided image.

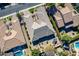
[61,33,73,43]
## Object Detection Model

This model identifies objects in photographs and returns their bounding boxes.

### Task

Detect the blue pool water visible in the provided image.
[74,42,79,49]
[14,51,24,56]
[14,51,23,56]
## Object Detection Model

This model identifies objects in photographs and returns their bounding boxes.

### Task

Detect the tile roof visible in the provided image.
[0,15,26,52]
[54,6,79,28]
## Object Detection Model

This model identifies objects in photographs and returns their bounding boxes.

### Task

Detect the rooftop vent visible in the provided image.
[3,30,17,40]
[32,13,40,24]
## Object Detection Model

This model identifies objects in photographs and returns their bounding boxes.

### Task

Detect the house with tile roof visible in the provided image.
[0,15,27,55]
[22,6,57,51]
[54,4,79,32]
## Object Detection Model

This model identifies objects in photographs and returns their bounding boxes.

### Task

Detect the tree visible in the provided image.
[29,8,37,13]
[46,3,55,8]
[16,13,22,22]
[7,16,12,21]
[31,49,40,56]
[16,13,21,18]
[3,18,7,23]
[61,33,73,43]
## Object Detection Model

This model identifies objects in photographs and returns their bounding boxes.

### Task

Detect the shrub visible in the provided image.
[29,8,37,13]
[46,3,55,8]
[58,51,69,56]
[7,16,12,21]
[31,49,40,56]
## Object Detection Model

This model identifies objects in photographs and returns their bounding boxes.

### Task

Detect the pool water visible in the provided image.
[15,51,23,56]
[14,50,26,56]
[74,42,79,49]
[11,44,27,56]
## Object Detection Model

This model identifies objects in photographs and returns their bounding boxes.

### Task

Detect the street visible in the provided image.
[0,3,40,17]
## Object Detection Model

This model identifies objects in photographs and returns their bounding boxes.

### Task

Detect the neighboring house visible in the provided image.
[54,4,79,32]
[0,15,27,54]
[22,6,57,51]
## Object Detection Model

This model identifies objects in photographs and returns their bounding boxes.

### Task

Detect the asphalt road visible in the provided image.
[0,3,40,17]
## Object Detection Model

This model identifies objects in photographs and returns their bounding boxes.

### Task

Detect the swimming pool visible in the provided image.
[14,50,26,56]
[14,51,23,56]
[74,42,79,49]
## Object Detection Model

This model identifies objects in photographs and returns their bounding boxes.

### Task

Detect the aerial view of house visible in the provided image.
[0,3,79,56]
